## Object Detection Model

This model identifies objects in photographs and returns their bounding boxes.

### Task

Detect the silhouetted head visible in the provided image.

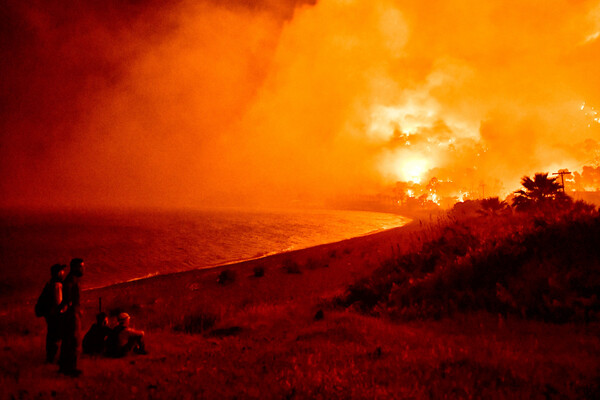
[96,312,108,326]
[117,312,130,327]
[70,258,84,277]
[50,264,67,280]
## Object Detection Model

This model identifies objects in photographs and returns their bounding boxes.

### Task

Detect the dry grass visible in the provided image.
[2,311,598,399]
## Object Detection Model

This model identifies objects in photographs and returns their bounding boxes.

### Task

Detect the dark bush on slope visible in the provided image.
[341,204,600,323]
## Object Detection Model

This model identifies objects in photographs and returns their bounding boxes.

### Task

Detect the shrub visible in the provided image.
[217,269,236,285]
[253,266,265,277]
[282,259,301,274]
[343,279,387,312]
[340,207,600,323]
[305,258,328,270]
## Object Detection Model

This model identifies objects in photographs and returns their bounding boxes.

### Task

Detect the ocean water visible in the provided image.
[0,208,409,305]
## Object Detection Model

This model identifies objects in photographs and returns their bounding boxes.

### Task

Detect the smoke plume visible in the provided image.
[1,0,599,209]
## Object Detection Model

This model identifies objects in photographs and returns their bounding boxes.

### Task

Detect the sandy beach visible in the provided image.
[82,220,423,328]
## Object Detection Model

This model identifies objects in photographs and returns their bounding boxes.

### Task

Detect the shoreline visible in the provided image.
[0,208,413,308]
[3,218,421,322]
[83,216,413,293]
[77,219,425,328]
[87,219,418,289]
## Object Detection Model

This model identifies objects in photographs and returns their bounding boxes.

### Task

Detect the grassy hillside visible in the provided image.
[342,203,600,323]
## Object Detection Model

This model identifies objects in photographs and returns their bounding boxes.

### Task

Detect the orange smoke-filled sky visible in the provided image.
[1,0,599,209]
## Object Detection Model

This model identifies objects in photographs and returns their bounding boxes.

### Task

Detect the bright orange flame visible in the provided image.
[379,150,431,184]
[457,191,469,202]
[397,156,428,184]
[428,192,440,205]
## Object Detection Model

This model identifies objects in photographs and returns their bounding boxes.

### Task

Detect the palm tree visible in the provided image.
[512,173,569,211]
[478,197,511,216]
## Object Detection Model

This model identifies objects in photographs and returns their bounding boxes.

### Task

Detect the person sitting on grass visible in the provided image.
[82,312,111,355]
[106,312,147,357]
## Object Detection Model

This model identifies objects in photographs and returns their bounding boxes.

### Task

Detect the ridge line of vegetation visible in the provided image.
[339,173,600,323]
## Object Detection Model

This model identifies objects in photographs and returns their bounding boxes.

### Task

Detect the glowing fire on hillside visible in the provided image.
[370,94,600,208]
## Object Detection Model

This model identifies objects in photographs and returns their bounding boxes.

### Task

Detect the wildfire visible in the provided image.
[428,192,440,205]
[581,102,600,126]
[367,103,436,141]
[457,191,469,203]
[397,156,429,184]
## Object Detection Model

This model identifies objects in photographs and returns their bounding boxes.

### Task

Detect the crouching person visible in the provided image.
[106,313,147,357]
[82,312,111,355]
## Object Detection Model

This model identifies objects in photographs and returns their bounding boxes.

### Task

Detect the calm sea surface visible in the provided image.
[0,208,409,305]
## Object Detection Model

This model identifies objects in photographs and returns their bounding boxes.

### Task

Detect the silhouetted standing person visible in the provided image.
[43,263,67,363]
[58,258,84,377]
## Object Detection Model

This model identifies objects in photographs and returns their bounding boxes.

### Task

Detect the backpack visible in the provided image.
[34,282,53,318]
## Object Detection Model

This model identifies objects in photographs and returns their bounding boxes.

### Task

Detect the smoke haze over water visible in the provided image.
[1,0,599,209]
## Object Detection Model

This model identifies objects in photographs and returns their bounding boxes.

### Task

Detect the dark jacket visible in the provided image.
[82,323,111,355]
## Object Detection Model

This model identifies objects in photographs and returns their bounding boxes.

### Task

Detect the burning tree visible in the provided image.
[512,173,570,212]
